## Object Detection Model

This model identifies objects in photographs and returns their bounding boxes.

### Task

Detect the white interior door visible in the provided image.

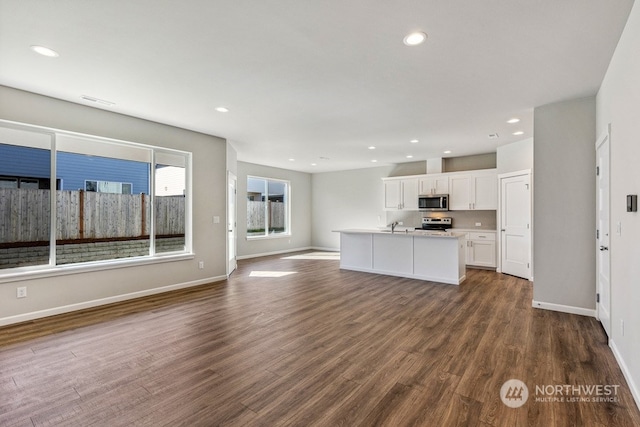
[596,130,611,338]
[500,172,531,279]
[228,172,237,275]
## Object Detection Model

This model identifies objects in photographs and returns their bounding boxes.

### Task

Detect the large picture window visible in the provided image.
[0,122,191,273]
[0,128,52,270]
[246,176,289,238]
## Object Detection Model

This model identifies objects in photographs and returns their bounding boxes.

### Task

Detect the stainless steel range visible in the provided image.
[421,217,452,231]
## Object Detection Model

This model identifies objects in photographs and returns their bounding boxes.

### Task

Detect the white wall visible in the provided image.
[533,96,596,313]
[596,0,640,406]
[0,86,228,324]
[497,138,533,174]
[311,166,394,250]
[236,161,311,258]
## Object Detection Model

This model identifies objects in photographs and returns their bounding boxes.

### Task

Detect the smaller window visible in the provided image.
[19,178,40,189]
[85,180,133,194]
[0,177,18,189]
[247,176,290,238]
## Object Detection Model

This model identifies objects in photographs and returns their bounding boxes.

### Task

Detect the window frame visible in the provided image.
[246,176,291,240]
[0,119,194,282]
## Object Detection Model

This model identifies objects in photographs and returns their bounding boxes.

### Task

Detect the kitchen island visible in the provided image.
[336,229,466,285]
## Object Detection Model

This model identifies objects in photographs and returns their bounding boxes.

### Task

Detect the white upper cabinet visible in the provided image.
[418,175,449,195]
[402,178,419,210]
[383,177,419,210]
[383,169,496,211]
[472,170,498,210]
[449,169,497,210]
[449,174,473,210]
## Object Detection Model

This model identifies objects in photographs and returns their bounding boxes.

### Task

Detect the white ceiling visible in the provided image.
[0,0,634,173]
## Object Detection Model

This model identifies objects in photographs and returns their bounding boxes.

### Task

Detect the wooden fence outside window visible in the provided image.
[0,188,184,244]
[246,201,285,233]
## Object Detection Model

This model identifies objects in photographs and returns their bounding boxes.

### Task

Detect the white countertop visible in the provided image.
[334,229,465,239]
[450,228,497,233]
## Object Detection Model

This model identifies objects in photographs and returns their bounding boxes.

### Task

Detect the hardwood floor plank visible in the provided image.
[1,251,639,426]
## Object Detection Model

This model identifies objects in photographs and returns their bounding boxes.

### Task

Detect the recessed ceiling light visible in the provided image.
[512,131,524,136]
[410,139,419,144]
[30,45,59,57]
[444,150,452,154]
[371,160,378,163]
[215,107,229,113]
[403,32,428,46]
[311,163,317,166]
[288,158,295,161]
[406,155,413,159]
[368,146,376,150]
[507,118,520,124]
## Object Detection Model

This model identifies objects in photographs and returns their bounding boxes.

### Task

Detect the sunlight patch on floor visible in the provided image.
[281,252,340,260]
[249,271,297,277]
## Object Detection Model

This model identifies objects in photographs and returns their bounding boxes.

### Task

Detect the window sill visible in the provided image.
[246,233,291,241]
[0,253,195,284]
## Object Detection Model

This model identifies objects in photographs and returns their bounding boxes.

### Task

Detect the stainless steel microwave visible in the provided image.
[418,194,449,211]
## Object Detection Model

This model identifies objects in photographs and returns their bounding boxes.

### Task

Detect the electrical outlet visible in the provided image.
[475,222,482,227]
[17,286,27,298]
[398,221,403,225]
[213,216,220,224]
[198,261,204,269]
[621,319,625,336]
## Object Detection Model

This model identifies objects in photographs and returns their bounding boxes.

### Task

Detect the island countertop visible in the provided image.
[334,228,466,239]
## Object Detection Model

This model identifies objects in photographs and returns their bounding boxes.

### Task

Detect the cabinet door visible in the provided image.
[449,174,471,210]
[401,178,419,210]
[383,180,401,210]
[468,240,496,267]
[472,172,497,210]
[433,176,449,195]
[418,177,433,195]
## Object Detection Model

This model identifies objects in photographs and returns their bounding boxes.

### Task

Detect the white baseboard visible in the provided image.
[309,246,340,252]
[532,300,596,317]
[609,339,640,411]
[0,275,226,327]
[237,247,314,260]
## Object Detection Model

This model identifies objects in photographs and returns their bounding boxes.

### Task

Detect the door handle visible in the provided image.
[600,246,609,251]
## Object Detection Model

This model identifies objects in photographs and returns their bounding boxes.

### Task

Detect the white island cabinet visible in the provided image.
[336,230,466,285]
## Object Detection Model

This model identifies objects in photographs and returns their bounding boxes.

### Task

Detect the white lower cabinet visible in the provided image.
[463,231,496,268]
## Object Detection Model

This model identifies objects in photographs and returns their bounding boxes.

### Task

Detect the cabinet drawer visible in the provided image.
[469,232,496,241]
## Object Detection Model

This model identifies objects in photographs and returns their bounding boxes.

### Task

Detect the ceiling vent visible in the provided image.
[488,133,499,139]
[81,95,115,106]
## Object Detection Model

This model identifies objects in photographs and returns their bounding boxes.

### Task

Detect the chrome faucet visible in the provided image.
[390,221,399,233]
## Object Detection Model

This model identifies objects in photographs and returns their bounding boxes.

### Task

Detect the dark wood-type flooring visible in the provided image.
[1,251,639,426]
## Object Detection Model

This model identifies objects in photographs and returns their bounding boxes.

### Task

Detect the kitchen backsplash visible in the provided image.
[386,210,497,230]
